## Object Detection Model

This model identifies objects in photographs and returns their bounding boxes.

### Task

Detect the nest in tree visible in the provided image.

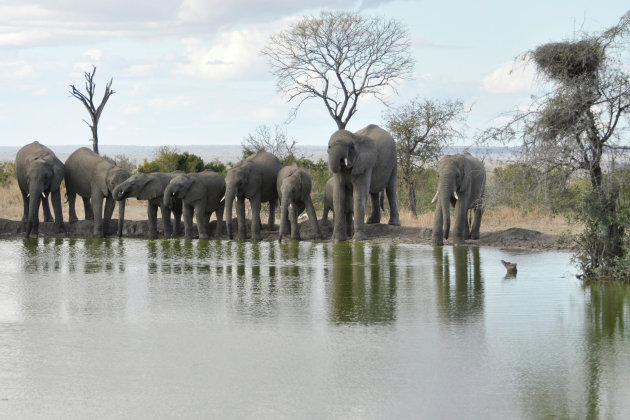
[533,40,603,81]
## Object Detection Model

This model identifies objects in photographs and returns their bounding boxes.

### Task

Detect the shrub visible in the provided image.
[138,146,205,174]
[0,161,16,188]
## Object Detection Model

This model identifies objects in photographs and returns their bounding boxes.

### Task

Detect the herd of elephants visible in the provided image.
[15,124,487,245]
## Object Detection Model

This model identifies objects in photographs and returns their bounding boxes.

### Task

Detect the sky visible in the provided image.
[1,0,628,151]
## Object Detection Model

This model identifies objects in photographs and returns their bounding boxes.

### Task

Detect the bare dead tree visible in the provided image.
[383,98,467,215]
[262,10,414,130]
[69,66,115,155]
[242,124,298,163]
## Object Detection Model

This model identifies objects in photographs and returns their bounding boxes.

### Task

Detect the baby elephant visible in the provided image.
[277,164,322,241]
[163,170,225,240]
[113,171,184,239]
[322,177,353,238]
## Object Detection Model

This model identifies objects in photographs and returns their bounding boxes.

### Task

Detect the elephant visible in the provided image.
[65,147,130,237]
[113,171,184,239]
[321,177,354,237]
[224,151,282,240]
[163,170,225,240]
[15,141,65,237]
[276,163,322,241]
[431,153,486,246]
[327,124,400,242]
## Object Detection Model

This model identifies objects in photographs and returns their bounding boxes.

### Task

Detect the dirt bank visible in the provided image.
[0,217,575,250]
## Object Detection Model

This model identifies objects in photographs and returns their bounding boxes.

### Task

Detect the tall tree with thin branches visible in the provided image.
[69,66,115,155]
[384,98,467,216]
[262,10,414,130]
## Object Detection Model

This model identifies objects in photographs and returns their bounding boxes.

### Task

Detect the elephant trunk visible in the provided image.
[438,177,456,240]
[117,198,125,237]
[278,194,290,242]
[25,184,44,237]
[328,145,347,174]
[224,186,236,239]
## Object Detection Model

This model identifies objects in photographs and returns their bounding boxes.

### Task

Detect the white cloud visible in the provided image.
[147,95,193,111]
[174,25,272,81]
[481,60,539,94]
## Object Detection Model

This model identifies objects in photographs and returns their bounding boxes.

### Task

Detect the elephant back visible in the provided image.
[354,124,397,193]
[64,147,121,197]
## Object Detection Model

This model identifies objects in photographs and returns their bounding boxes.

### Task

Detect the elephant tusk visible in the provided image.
[26,193,30,198]
[41,192,46,199]
[431,191,439,204]
[220,197,225,204]
[453,191,459,200]
[344,157,349,167]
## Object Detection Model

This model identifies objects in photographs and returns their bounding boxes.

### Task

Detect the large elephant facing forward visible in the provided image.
[224,151,282,240]
[16,141,65,237]
[113,171,184,239]
[327,124,400,242]
[65,147,130,237]
[431,153,486,246]
[276,163,322,241]
[163,170,225,240]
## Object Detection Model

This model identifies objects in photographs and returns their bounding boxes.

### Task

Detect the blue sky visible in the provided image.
[1,0,628,149]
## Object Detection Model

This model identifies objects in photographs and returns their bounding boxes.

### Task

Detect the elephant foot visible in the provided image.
[365,216,380,224]
[388,218,401,226]
[69,216,79,223]
[269,224,279,231]
[352,231,368,242]
[291,234,301,241]
[44,216,54,223]
[431,235,444,246]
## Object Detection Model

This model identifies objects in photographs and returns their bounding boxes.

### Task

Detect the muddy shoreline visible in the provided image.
[0,217,575,250]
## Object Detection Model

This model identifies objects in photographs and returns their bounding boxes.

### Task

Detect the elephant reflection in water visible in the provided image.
[329,243,397,324]
[21,237,65,273]
[433,246,484,323]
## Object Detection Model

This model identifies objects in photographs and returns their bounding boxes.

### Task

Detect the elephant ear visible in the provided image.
[138,178,163,200]
[51,162,64,190]
[95,166,110,197]
[351,134,377,176]
[181,176,204,202]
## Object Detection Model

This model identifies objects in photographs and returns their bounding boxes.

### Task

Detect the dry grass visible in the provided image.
[399,208,582,236]
[1,180,582,236]
[0,180,147,221]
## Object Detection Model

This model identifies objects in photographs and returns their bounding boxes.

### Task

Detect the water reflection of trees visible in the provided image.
[328,243,397,325]
[433,246,484,323]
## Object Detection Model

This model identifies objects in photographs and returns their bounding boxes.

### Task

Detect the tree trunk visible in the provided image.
[407,183,417,217]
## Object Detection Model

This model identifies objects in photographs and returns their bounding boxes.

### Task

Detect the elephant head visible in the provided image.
[114,173,162,201]
[327,130,376,175]
[163,174,210,206]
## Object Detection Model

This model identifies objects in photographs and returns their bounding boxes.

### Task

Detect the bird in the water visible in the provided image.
[501,260,517,275]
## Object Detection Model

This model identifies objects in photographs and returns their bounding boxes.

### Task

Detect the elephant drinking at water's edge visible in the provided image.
[15,141,65,237]
[431,153,486,246]
[327,124,400,242]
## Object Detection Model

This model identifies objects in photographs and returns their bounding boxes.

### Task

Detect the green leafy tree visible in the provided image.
[138,146,206,174]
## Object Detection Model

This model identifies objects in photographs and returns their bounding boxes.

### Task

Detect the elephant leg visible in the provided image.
[331,177,347,242]
[321,205,329,226]
[42,195,54,222]
[268,198,277,231]
[147,203,159,239]
[160,204,173,238]
[82,196,94,220]
[432,205,444,246]
[50,190,65,232]
[386,176,401,226]
[250,196,263,241]
[366,192,381,224]
[103,196,116,236]
[21,190,29,223]
[214,200,224,238]
[351,176,369,241]
[289,204,300,240]
[183,204,194,239]
[471,208,483,240]
[67,192,78,222]
[91,194,105,237]
[236,196,247,240]
[172,200,183,237]
[305,197,322,240]
[452,200,468,245]
[195,204,209,240]
[346,212,354,238]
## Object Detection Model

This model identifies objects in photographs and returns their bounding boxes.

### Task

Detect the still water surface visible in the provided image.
[1,238,629,419]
